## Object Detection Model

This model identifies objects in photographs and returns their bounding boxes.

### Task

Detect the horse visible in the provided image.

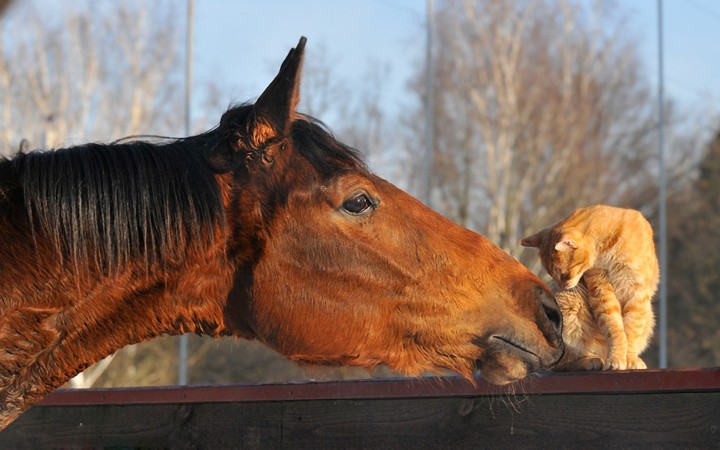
[0,37,563,429]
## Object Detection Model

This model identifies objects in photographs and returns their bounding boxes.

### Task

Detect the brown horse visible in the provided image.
[0,38,563,429]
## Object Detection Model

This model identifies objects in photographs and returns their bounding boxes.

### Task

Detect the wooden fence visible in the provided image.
[2,368,719,449]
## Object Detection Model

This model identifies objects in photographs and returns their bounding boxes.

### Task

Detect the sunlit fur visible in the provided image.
[0,38,563,429]
[521,205,659,371]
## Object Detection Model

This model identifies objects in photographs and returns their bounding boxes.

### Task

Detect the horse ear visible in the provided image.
[252,36,306,141]
[211,38,306,171]
[520,229,546,248]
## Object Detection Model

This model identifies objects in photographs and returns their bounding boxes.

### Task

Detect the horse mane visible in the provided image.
[10,135,224,274]
[4,105,366,275]
[291,115,367,177]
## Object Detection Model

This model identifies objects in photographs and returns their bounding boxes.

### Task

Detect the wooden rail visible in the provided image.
[2,368,719,449]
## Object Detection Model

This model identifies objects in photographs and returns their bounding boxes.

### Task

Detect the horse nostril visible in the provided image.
[536,287,562,334]
[543,303,562,332]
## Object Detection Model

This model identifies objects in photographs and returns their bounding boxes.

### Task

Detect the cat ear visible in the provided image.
[554,237,578,251]
[520,230,546,248]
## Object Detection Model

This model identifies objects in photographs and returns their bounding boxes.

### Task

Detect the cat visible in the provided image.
[520,205,659,371]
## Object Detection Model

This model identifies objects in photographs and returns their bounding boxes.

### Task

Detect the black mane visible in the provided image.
[292,114,367,177]
[4,105,367,273]
[11,135,223,273]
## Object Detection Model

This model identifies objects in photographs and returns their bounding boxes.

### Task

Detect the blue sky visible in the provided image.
[192,0,425,119]
[623,0,719,113]
[192,0,719,130]
[6,0,718,145]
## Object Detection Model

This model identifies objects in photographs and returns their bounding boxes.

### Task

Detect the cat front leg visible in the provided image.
[622,292,655,369]
[583,269,628,370]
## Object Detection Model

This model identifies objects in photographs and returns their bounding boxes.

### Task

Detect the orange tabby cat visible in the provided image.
[520,205,659,370]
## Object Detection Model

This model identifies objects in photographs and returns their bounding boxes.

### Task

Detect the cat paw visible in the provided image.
[603,355,627,370]
[626,355,647,370]
[554,355,603,371]
[576,355,604,371]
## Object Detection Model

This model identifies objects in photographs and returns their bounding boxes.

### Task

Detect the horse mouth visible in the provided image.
[473,335,545,385]
[491,336,542,368]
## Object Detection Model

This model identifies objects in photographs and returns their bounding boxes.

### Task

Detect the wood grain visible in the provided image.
[280,394,720,449]
[2,370,719,449]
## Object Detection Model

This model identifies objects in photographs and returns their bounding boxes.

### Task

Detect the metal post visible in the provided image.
[178,0,194,386]
[657,0,668,369]
[423,0,434,207]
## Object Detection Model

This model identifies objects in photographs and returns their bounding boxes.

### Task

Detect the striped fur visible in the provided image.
[521,205,660,370]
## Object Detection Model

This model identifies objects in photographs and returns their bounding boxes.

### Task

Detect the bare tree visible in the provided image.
[661,124,720,368]
[406,0,661,271]
[300,47,396,177]
[299,45,350,121]
[0,0,11,15]
[0,1,181,154]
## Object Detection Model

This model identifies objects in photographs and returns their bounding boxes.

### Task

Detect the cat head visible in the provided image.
[520,227,595,289]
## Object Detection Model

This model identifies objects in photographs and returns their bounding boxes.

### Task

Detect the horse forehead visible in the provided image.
[329,171,378,190]
[296,171,379,202]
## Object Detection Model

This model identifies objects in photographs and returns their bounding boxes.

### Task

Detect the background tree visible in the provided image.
[0,2,181,154]
[0,1,11,16]
[406,0,660,272]
[664,125,720,367]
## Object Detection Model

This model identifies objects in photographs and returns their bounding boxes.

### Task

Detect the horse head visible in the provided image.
[212,38,563,385]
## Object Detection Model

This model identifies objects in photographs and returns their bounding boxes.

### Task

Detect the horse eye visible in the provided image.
[342,194,373,215]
